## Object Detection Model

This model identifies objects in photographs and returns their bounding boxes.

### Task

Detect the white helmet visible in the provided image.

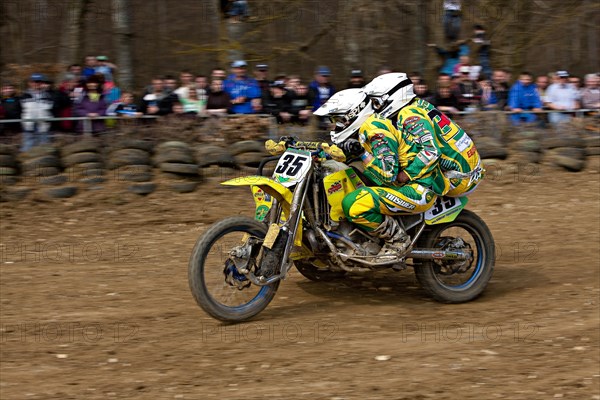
[363,73,416,118]
[314,88,374,144]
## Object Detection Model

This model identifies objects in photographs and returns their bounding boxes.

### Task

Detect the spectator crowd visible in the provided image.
[1,45,599,151]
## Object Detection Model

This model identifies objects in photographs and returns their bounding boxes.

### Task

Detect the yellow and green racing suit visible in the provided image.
[341,114,449,231]
[397,98,484,197]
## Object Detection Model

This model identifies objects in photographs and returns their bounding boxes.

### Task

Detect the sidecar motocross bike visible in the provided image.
[189,140,495,322]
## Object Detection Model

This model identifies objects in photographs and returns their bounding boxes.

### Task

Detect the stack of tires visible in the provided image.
[0,144,30,201]
[473,136,508,161]
[0,144,19,186]
[542,133,587,172]
[108,139,155,195]
[194,144,236,178]
[155,141,201,193]
[229,140,269,172]
[583,131,600,157]
[62,138,105,187]
[508,128,543,164]
[23,145,78,199]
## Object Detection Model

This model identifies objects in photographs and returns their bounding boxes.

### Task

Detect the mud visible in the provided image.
[1,157,599,399]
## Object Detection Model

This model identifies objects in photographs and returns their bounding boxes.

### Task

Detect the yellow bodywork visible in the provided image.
[323,168,366,221]
[221,176,305,251]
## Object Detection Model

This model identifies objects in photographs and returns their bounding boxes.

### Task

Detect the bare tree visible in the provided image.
[112,0,133,89]
[58,0,88,67]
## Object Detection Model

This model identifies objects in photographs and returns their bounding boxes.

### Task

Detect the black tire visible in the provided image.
[586,146,600,156]
[168,181,199,193]
[0,187,31,202]
[542,136,585,149]
[0,167,17,175]
[118,171,153,182]
[108,149,151,169]
[159,162,198,175]
[21,145,59,160]
[22,155,61,171]
[414,209,495,303]
[22,167,61,177]
[229,140,266,156]
[62,151,102,167]
[44,186,78,199]
[157,141,191,152]
[188,216,280,322]
[0,155,17,168]
[112,139,155,153]
[78,168,105,177]
[153,150,195,165]
[234,151,266,167]
[0,175,19,186]
[0,144,17,156]
[195,145,237,168]
[295,260,346,282]
[80,176,106,184]
[39,174,69,186]
[127,182,156,195]
[61,139,101,157]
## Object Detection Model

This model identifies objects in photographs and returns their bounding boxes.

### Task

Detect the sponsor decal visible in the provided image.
[420,133,433,143]
[253,188,265,202]
[255,205,270,221]
[384,192,416,210]
[432,251,445,259]
[327,180,343,195]
[467,146,477,158]
[455,134,473,152]
[372,140,387,150]
[403,116,420,127]
[406,123,424,136]
[417,152,430,164]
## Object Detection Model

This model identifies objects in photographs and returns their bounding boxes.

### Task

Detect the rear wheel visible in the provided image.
[188,216,280,322]
[414,210,495,303]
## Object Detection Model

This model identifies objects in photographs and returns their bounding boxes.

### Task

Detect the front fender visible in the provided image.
[222,176,306,250]
[222,176,293,211]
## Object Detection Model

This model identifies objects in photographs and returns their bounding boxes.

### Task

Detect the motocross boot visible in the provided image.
[371,215,411,259]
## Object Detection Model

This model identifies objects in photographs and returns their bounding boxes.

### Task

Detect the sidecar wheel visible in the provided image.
[414,210,495,303]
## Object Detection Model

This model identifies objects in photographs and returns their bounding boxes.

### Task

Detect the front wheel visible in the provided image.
[188,216,280,322]
[414,209,495,303]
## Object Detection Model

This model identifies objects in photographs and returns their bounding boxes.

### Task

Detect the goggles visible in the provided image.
[328,115,350,132]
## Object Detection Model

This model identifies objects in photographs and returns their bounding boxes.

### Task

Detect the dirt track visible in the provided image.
[1,157,599,400]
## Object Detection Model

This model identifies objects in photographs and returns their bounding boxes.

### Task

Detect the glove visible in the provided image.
[265,139,287,155]
[320,143,346,162]
[339,139,365,158]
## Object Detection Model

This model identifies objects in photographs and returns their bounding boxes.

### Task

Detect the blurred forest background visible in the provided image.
[1,0,599,90]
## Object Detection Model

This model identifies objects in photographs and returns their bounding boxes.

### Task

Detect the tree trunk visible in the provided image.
[58,0,87,67]
[112,0,134,89]
[411,0,427,75]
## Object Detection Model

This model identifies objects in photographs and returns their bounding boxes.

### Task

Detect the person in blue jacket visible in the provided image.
[308,66,336,129]
[223,60,261,114]
[508,71,543,125]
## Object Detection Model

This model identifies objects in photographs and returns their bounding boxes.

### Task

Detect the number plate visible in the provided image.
[425,196,468,225]
[272,148,312,187]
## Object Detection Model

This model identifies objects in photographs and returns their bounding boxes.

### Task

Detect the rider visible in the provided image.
[314,73,484,257]
[314,88,450,257]
[363,73,484,197]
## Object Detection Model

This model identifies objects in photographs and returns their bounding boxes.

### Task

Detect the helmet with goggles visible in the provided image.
[314,88,374,144]
[363,72,416,119]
